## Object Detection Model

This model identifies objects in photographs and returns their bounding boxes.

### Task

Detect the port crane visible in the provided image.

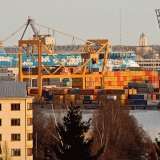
[1,17,110,100]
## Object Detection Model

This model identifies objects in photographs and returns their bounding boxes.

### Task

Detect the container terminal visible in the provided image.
[0,17,160,110]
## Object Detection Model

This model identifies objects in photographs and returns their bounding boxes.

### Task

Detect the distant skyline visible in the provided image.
[1,0,160,46]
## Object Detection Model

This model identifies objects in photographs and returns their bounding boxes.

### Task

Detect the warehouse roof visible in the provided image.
[0,81,27,98]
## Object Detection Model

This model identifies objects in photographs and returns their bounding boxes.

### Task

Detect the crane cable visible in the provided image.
[34,22,95,45]
[1,22,27,43]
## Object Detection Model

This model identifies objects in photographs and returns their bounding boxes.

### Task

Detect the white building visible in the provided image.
[0,82,33,160]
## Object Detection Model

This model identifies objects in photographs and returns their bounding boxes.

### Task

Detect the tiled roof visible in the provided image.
[0,81,27,97]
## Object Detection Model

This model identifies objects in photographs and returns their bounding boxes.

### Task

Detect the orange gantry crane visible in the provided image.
[7,18,110,100]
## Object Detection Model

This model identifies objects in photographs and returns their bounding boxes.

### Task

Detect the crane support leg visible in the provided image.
[38,41,42,97]
[18,43,23,82]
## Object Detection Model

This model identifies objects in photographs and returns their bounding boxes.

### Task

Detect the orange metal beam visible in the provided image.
[38,41,42,97]
[73,42,108,75]
[42,44,71,75]
[18,42,23,82]
[86,39,109,45]
[23,74,102,79]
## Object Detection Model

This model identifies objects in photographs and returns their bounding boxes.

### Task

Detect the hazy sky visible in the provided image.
[1,0,160,46]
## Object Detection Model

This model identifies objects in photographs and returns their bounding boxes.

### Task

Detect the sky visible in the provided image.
[1,0,160,46]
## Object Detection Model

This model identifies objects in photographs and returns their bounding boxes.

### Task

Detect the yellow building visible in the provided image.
[0,82,33,160]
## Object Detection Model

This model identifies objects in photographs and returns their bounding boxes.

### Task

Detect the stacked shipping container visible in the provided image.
[105,70,159,89]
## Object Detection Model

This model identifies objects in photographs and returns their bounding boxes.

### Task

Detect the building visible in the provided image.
[0,81,33,160]
[139,33,147,46]
[135,33,154,59]
[0,68,16,82]
[135,59,160,70]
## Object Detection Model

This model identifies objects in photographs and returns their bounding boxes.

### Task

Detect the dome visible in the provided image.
[140,33,146,38]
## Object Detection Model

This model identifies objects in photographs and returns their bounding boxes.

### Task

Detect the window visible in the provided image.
[0,104,1,111]
[27,133,33,141]
[0,134,2,141]
[27,118,32,126]
[11,119,20,126]
[27,103,32,110]
[11,134,20,141]
[11,149,21,156]
[11,104,20,111]
[27,148,32,156]
[0,119,2,126]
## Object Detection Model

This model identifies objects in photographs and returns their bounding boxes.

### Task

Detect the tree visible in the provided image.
[154,134,160,158]
[92,100,156,160]
[2,140,11,160]
[33,106,59,160]
[53,106,104,160]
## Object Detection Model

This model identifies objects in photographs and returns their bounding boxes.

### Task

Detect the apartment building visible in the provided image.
[135,59,160,70]
[0,81,33,160]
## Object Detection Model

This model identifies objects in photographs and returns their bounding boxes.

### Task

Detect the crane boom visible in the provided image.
[28,18,39,37]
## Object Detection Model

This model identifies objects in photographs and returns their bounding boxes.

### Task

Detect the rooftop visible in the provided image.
[0,81,28,98]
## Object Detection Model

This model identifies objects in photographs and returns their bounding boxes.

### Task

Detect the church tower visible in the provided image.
[139,33,147,46]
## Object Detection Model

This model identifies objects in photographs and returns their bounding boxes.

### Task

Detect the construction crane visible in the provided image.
[21,17,39,40]
[2,17,110,101]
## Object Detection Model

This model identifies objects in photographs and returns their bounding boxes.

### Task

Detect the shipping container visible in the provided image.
[128,94,144,100]
[106,95,117,100]
[137,83,148,88]
[156,94,160,100]
[147,94,151,100]
[64,94,75,100]
[151,94,156,100]
[52,89,68,95]
[121,94,127,100]
[111,89,127,94]
[147,100,160,106]
[80,89,94,95]
[154,88,159,93]
[30,88,38,94]
[79,95,84,100]
[83,100,99,104]
[129,89,132,95]
[132,89,137,94]
[137,88,148,93]
[84,95,91,100]
[131,100,147,105]
[93,68,100,72]
[68,89,80,94]
[125,99,132,105]
[106,90,112,94]
[72,78,82,82]
[128,82,138,89]
[53,95,64,100]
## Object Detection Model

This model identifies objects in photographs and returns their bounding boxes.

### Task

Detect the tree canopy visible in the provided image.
[53,106,103,160]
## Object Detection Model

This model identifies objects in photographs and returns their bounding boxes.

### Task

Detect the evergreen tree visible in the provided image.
[155,134,160,157]
[53,106,104,160]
